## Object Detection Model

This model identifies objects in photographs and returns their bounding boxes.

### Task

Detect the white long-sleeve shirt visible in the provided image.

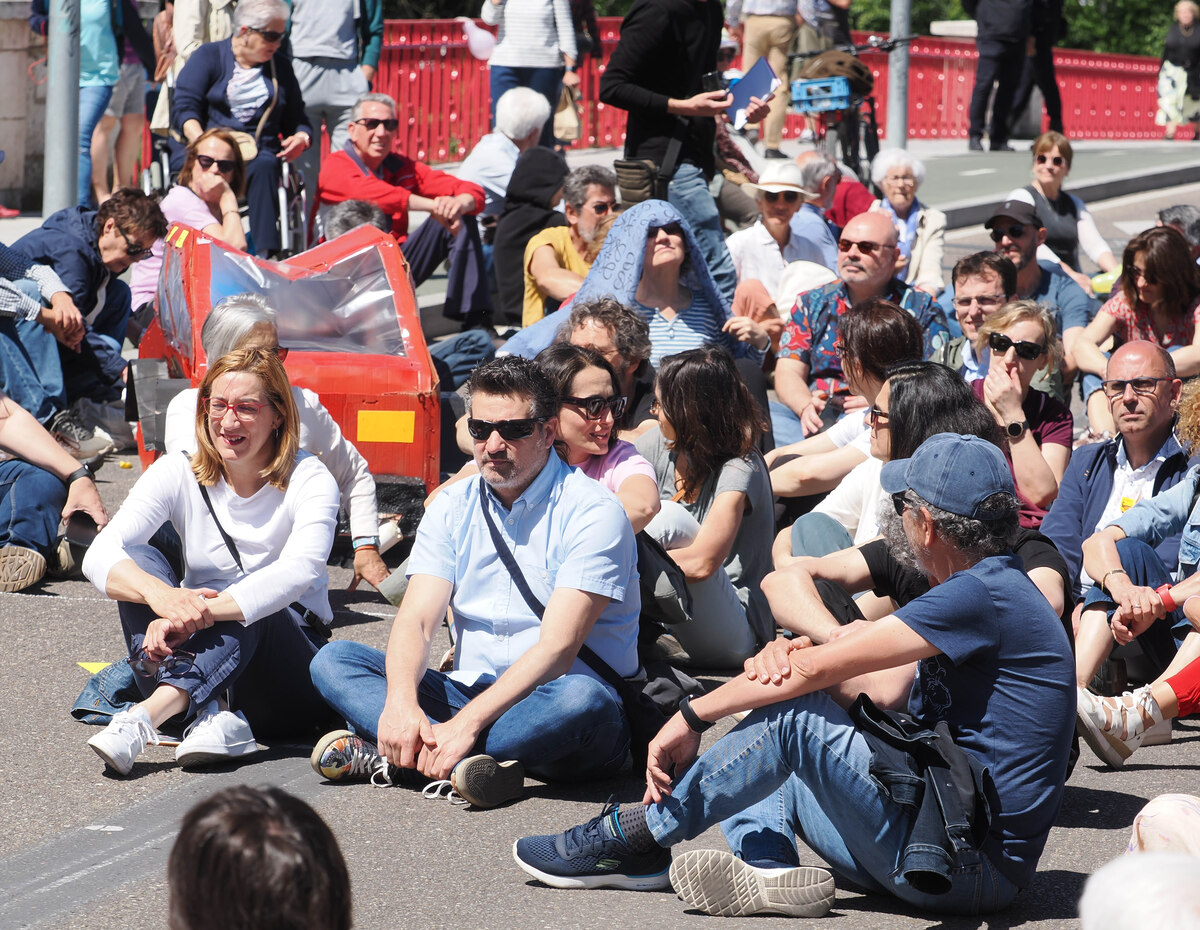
[481,0,577,69]
[83,451,340,623]
[164,385,379,540]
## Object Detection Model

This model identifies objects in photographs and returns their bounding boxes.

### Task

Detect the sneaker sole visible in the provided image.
[310,729,359,779]
[0,547,46,592]
[511,840,672,890]
[452,755,524,808]
[669,849,835,918]
[87,736,133,777]
[1075,702,1131,769]
[177,741,260,769]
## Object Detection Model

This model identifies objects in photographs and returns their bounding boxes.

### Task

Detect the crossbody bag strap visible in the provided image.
[188,453,244,572]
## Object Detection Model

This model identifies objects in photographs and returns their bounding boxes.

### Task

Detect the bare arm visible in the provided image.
[615,473,660,534]
[1073,312,1117,377]
[527,244,586,302]
[667,490,745,582]
[769,444,867,498]
[775,356,824,436]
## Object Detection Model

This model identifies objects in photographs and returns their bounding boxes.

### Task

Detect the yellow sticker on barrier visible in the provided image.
[357,410,415,443]
[79,662,112,674]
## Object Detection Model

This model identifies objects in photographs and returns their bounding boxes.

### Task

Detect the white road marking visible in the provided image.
[960,168,996,177]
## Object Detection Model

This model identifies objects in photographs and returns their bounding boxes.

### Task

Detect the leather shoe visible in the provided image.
[968,137,984,152]
[990,141,1014,152]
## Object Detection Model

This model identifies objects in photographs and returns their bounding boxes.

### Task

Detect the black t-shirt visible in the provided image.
[626,363,657,430]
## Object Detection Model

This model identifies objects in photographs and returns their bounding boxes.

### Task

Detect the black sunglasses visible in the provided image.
[891,491,911,517]
[763,190,800,203]
[466,417,547,441]
[588,201,614,215]
[196,153,237,173]
[561,394,628,420]
[117,225,153,259]
[648,222,684,238]
[989,224,1027,242]
[988,331,1046,361]
[1129,264,1158,285]
[127,646,197,679]
[867,405,890,428]
[1101,377,1174,398]
[1035,154,1066,167]
[353,117,400,132]
[838,238,889,255]
[250,26,285,42]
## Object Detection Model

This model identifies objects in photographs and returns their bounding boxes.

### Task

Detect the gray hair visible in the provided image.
[233,0,288,31]
[324,199,390,239]
[562,166,617,211]
[880,487,1018,572]
[494,87,552,141]
[870,147,926,188]
[350,92,397,123]
[1158,204,1200,238]
[799,153,838,200]
[559,298,653,364]
[201,294,277,361]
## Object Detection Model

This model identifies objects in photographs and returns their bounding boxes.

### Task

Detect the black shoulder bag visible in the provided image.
[477,479,668,766]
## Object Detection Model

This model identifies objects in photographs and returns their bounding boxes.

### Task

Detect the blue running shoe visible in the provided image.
[513,802,672,890]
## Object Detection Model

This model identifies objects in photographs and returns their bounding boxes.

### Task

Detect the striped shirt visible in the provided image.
[481,0,578,69]
[0,241,67,321]
[639,287,766,367]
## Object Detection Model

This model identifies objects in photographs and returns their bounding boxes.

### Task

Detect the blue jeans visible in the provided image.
[770,400,805,447]
[668,163,738,309]
[645,691,1020,915]
[488,65,564,148]
[1081,536,1193,677]
[0,459,65,556]
[309,639,630,781]
[78,84,114,207]
[118,544,332,736]
[790,512,854,559]
[0,313,65,425]
[429,328,495,390]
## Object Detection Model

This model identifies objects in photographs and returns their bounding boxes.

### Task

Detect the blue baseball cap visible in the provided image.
[880,432,1015,520]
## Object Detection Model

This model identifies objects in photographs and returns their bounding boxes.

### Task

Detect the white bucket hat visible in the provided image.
[743,161,815,199]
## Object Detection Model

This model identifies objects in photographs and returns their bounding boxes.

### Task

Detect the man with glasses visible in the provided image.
[773,211,947,442]
[523,166,617,326]
[7,189,166,462]
[309,356,639,808]
[316,92,492,326]
[933,252,1017,382]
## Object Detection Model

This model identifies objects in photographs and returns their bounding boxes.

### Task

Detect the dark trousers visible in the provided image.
[969,38,1026,144]
[1010,34,1064,134]
[401,215,493,322]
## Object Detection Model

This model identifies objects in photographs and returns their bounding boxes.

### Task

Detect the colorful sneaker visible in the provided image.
[175,702,259,768]
[0,545,46,592]
[88,706,155,776]
[512,802,672,890]
[669,849,835,918]
[450,754,524,808]
[1076,685,1165,768]
[311,729,399,786]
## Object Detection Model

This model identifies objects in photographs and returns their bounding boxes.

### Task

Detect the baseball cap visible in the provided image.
[984,196,1042,231]
[880,432,1015,520]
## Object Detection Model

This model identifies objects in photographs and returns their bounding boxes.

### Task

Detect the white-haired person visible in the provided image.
[869,148,947,296]
[163,294,391,592]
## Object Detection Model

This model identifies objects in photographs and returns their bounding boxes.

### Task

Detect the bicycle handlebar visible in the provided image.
[787,34,917,62]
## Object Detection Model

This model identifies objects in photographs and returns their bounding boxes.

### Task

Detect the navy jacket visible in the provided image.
[172,37,312,151]
[1041,436,1193,592]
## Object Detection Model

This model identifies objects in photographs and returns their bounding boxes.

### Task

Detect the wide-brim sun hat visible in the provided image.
[744,161,816,199]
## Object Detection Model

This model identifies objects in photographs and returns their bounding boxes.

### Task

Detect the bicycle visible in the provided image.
[788,35,915,188]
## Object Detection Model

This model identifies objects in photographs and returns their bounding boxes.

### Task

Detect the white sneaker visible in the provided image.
[88,707,155,776]
[175,702,260,768]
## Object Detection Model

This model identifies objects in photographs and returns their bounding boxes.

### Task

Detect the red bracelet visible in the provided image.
[1156,583,1178,612]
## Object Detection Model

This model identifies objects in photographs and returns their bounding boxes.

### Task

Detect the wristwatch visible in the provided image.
[1006,420,1029,439]
[678,696,714,733]
[64,464,93,486]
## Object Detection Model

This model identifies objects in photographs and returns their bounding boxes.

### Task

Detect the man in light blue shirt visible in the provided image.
[309,356,638,807]
[789,151,840,270]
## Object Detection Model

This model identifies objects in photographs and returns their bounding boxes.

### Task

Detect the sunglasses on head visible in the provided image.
[195,153,237,173]
[466,417,546,441]
[763,190,800,203]
[989,224,1027,242]
[837,238,889,255]
[1035,154,1066,167]
[1100,377,1174,398]
[561,394,628,420]
[988,331,1046,360]
[648,222,684,238]
[250,26,285,42]
[353,117,400,132]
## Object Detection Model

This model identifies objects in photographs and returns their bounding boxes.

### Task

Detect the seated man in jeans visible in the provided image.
[514,433,1074,919]
[309,356,638,808]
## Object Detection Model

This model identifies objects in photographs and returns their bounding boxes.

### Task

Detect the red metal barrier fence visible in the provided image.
[373,19,1167,163]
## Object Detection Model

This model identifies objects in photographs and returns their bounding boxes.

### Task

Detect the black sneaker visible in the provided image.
[512,802,672,890]
[669,849,835,917]
[968,137,984,152]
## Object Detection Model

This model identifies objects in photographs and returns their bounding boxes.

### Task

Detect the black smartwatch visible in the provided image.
[678,696,713,733]
[1005,420,1029,439]
[64,464,93,486]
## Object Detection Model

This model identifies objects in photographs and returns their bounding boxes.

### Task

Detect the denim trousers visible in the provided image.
[78,84,115,206]
[790,511,854,560]
[117,544,331,736]
[0,459,66,555]
[1081,536,1193,677]
[244,149,285,254]
[0,307,65,425]
[401,215,493,321]
[667,163,738,309]
[428,328,495,390]
[646,691,1020,915]
[309,639,630,781]
[488,65,564,148]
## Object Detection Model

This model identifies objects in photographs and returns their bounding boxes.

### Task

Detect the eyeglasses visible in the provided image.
[1100,377,1174,398]
[1129,265,1157,285]
[867,405,890,428]
[205,397,269,421]
[127,646,197,679]
[988,331,1046,360]
[952,294,1006,311]
[250,26,285,42]
[989,224,1027,242]
[269,345,288,361]
[763,190,800,203]
[466,417,547,441]
[195,153,237,174]
[884,175,916,185]
[588,201,615,216]
[891,491,911,517]
[650,398,662,416]
[353,117,399,132]
[833,342,848,358]
[561,394,628,420]
[1035,154,1066,167]
[117,225,153,259]
[648,222,684,239]
[838,238,890,255]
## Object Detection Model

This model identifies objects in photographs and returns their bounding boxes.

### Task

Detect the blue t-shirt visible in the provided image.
[893,552,1074,889]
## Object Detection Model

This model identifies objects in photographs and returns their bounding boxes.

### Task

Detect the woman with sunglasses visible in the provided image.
[868,148,947,296]
[1076,226,1200,435]
[82,347,340,777]
[976,300,1072,527]
[1005,131,1117,292]
[172,0,312,255]
[129,128,246,316]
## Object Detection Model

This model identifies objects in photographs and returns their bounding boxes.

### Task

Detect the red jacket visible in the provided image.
[317,147,485,243]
